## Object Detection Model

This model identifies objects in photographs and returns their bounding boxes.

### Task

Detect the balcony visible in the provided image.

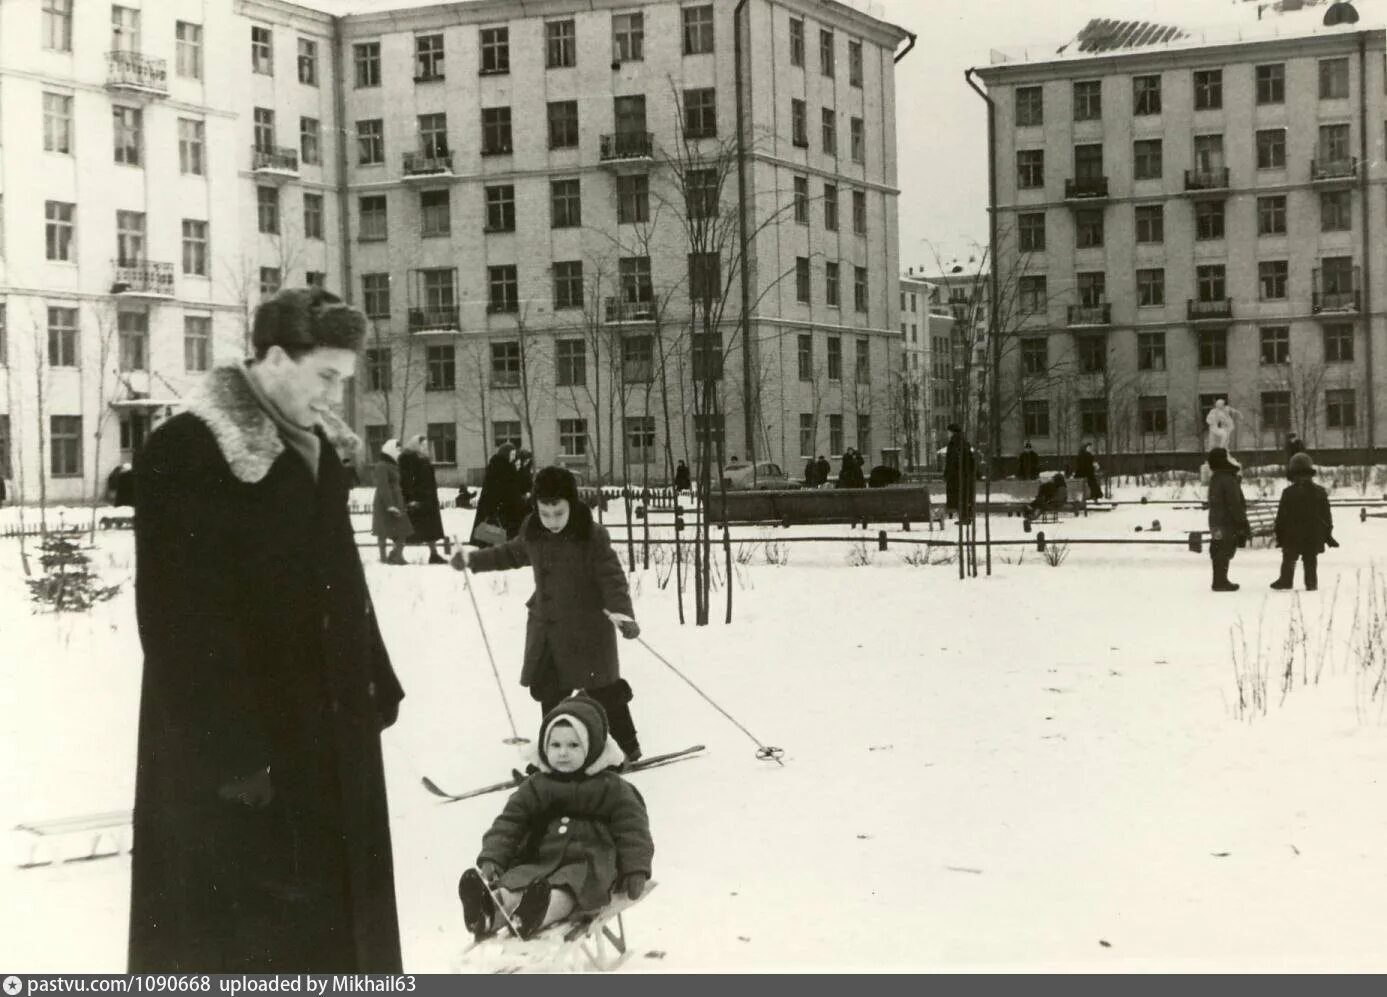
[403,151,454,178]
[1310,157,1358,184]
[600,132,654,173]
[252,146,300,178]
[407,307,460,333]
[605,297,657,323]
[105,51,168,96]
[111,261,175,299]
[1066,302,1111,327]
[1183,167,1230,194]
[1063,176,1108,201]
[1187,298,1233,323]
[1313,267,1361,313]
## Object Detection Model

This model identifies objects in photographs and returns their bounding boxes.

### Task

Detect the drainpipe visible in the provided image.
[964,68,1000,469]
[1357,30,1375,462]
[894,32,917,64]
[733,0,756,472]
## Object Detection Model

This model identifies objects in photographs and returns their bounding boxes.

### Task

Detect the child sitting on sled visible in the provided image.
[458,695,655,941]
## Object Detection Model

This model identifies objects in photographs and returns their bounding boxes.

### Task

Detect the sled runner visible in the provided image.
[422,744,704,803]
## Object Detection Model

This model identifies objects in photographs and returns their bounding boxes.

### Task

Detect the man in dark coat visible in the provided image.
[1285,432,1307,459]
[837,448,865,488]
[470,443,519,547]
[803,458,817,487]
[673,459,692,492]
[400,434,447,564]
[1018,441,1040,480]
[944,424,975,522]
[814,454,831,487]
[1074,443,1102,501]
[130,287,405,972]
[1206,446,1250,593]
[1271,452,1337,591]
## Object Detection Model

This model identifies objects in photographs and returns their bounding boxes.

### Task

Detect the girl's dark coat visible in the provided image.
[1276,479,1335,554]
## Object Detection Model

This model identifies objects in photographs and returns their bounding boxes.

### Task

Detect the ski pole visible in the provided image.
[457,542,528,745]
[605,611,784,766]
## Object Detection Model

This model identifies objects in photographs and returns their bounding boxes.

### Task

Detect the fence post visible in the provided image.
[902,515,911,532]
[877,530,888,552]
[1035,531,1046,553]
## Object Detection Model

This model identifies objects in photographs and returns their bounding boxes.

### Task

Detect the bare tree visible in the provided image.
[362,322,423,447]
[87,303,121,537]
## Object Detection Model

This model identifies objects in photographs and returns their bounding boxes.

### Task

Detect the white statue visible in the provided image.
[1205,398,1240,450]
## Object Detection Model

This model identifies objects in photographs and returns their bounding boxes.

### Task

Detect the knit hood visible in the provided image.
[529,694,625,776]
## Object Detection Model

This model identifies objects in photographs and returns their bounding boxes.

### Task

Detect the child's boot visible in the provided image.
[458,868,496,941]
[511,883,551,940]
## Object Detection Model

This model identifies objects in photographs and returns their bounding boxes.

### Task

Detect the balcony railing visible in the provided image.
[1310,157,1358,182]
[605,297,657,323]
[1066,302,1111,326]
[407,307,459,332]
[111,260,175,297]
[252,146,300,174]
[600,131,654,162]
[1183,167,1230,192]
[106,51,168,94]
[403,151,454,177]
[1063,176,1108,200]
[1187,298,1233,322]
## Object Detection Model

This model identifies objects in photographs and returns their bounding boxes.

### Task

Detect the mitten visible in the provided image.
[477,861,502,885]
[450,550,471,571]
[622,872,648,899]
[618,619,641,640]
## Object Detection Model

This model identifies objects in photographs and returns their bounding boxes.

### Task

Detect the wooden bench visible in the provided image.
[15,810,132,868]
[1244,504,1277,546]
[704,485,935,530]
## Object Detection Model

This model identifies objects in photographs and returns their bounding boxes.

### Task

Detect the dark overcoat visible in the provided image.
[468,501,633,691]
[398,450,445,542]
[1207,468,1250,540]
[130,364,405,973]
[470,453,521,545]
[1275,479,1334,554]
[944,437,975,509]
[372,457,411,541]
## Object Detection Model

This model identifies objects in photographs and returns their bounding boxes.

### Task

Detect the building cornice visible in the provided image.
[750,151,900,196]
[995,175,1387,214]
[0,68,239,119]
[0,285,243,313]
[237,0,337,33]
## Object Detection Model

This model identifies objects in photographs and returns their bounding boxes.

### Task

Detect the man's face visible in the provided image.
[259,346,357,426]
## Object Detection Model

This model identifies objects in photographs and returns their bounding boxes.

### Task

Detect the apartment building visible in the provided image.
[976,6,1386,470]
[898,272,955,466]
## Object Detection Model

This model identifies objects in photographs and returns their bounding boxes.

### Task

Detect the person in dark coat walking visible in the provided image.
[457,695,653,941]
[454,466,643,760]
[1074,443,1102,501]
[673,459,691,492]
[470,442,520,547]
[372,439,410,565]
[1206,446,1250,592]
[1285,432,1307,459]
[1018,441,1040,481]
[837,448,866,488]
[400,434,447,564]
[944,424,976,522]
[814,455,831,488]
[129,287,405,973]
[1271,452,1337,591]
[803,458,817,487]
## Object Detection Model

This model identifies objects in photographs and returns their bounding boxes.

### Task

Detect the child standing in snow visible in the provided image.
[1271,452,1338,592]
[458,695,654,941]
[453,465,644,760]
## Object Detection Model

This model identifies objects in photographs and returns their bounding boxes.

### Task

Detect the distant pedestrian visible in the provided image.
[1206,447,1250,593]
[1074,443,1102,501]
[1017,441,1040,481]
[1285,432,1307,459]
[400,435,447,564]
[814,455,831,489]
[372,438,411,565]
[1271,452,1337,592]
[470,443,521,547]
[944,424,975,522]
[673,460,691,492]
[837,448,865,488]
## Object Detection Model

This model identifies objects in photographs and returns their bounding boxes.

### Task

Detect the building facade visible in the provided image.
[898,273,955,466]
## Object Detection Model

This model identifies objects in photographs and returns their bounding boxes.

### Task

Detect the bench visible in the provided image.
[15,810,132,869]
[704,485,935,530]
[1244,504,1277,546]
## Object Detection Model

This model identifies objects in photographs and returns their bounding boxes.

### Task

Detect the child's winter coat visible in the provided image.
[1275,479,1335,554]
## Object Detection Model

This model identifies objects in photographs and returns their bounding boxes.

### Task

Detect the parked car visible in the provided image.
[720,461,800,490]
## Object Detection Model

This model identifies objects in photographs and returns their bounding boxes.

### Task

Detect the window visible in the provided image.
[622,335,653,382]
[555,339,586,387]
[1261,390,1290,431]
[1256,128,1285,169]
[1073,80,1101,120]
[683,5,714,55]
[1017,149,1044,188]
[293,37,317,85]
[1256,63,1284,104]
[1196,263,1225,303]
[1320,57,1349,100]
[1021,337,1047,374]
[854,266,868,312]
[797,334,814,380]
[1319,123,1352,164]
[795,257,811,303]
[799,413,816,455]
[355,42,381,87]
[1016,86,1043,127]
[43,93,73,154]
[684,88,717,138]
[793,177,809,223]
[50,416,82,477]
[1076,272,1105,306]
[490,342,521,388]
[181,315,211,372]
[686,168,718,219]
[1193,133,1224,172]
[118,310,148,371]
[1077,335,1106,373]
[688,251,721,303]
[1195,200,1224,240]
[819,29,835,77]
[1078,398,1107,437]
[619,256,653,309]
[359,195,387,241]
[1074,143,1103,180]
[828,415,843,456]
[1133,75,1161,115]
[47,306,79,367]
[181,219,208,275]
[421,189,450,237]
[821,108,836,155]
[300,117,321,165]
[1023,400,1050,438]
[559,419,588,456]
[1194,69,1222,110]
[547,20,576,68]
[856,412,872,454]
[357,119,384,165]
[617,175,649,224]
[1012,214,1047,256]
[786,99,808,147]
[848,39,863,87]
[850,117,865,164]
[1136,268,1164,307]
[549,179,582,229]
[1134,204,1163,244]
[427,423,458,465]
[547,101,579,149]
[1260,325,1290,364]
[43,0,72,52]
[625,416,656,464]
[827,336,842,380]
[1198,328,1227,368]
[1133,138,1162,180]
[306,271,325,290]
[492,420,522,450]
[1258,195,1286,236]
[789,17,804,67]
[1326,389,1356,430]
[116,210,145,265]
[178,22,204,79]
[1321,190,1352,232]
[483,185,515,233]
[692,333,723,381]
[251,25,273,75]
[1137,331,1166,371]
[613,12,644,62]
[1139,396,1168,436]
[418,112,449,158]
[1075,208,1103,248]
[824,261,840,307]
[1019,275,1046,313]
[1256,260,1288,301]
[256,186,279,234]
[823,184,839,231]
[426,344,455,391]
[480,26,509,74]
[362,273,390,319]
[482,107,512,155]
[852,190,867,234]
[260,267,281,297]
[415,34,444,80]
[113,106,142,166]
[1324,323,1354,362]
[45,201,74,262]
[856,338,870,383]
[253,107,275,152]
[488,265,518,313]
[553,260,583,310]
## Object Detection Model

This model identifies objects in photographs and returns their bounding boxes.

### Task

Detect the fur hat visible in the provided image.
[1287,452,1315,478]
[532,465,580,505]
[537,694,624,774]
[1207,447,1240,472]
[252,287,368,358]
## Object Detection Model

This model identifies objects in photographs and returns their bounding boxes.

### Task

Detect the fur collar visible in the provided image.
[523,736,626,777]
[186,364,362,484]
[521,499,595,542]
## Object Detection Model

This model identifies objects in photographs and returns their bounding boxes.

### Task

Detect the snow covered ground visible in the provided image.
[3,480,1386,972]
